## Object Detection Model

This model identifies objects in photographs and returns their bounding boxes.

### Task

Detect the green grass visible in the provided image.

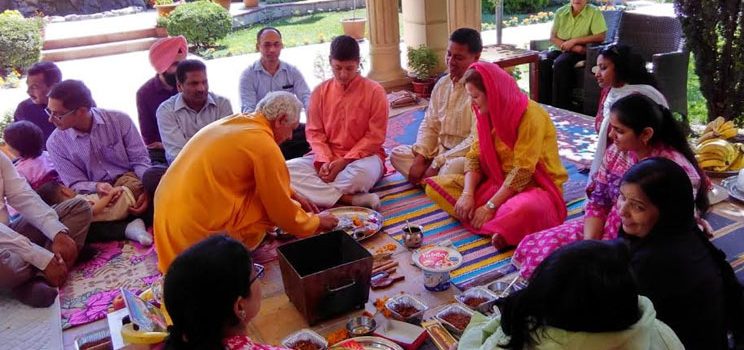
[199,10,385,59]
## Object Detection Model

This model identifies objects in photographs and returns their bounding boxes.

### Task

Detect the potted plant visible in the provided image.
[213,0,231,11]
[243,0,259,8]
[341,0,366,40]
[407,45,439,98]
[153,0,181,17]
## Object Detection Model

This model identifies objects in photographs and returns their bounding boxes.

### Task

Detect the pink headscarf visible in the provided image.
[468,62,565,218]
[149,36,188,74]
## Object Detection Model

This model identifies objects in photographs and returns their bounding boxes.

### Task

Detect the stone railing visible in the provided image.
[3,0,146,17]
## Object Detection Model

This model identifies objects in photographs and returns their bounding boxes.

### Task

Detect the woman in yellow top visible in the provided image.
[425,62,567,250]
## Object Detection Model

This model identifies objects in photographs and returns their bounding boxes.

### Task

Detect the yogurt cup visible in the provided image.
[413,246,463,291]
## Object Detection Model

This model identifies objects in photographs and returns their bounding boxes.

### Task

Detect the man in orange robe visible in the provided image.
[154,92,338,272]
[287,35,388,209]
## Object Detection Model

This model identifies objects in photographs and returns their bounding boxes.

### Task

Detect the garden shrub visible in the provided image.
[482,0,550,14]
[0,10,42,77]
[166,1,232,48]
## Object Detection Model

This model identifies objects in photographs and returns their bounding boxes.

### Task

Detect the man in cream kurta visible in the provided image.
[390,28,483,185]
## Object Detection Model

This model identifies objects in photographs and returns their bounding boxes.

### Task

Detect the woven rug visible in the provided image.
[707,206,744,283]
[59,241,160,329]
[0,293,63,349]
[543,105,598,168]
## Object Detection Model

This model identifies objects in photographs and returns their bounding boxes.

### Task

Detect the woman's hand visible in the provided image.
[455,193,475,221]
[471,205,496,230]
[583,217,604,240]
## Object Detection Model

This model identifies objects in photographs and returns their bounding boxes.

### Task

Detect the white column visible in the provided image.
[366,0,409,90]
[401,0,449,73]
[446,0,482,33]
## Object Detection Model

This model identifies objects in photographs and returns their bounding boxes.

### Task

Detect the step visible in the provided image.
[41,37,159,62]
[43,27,158,50]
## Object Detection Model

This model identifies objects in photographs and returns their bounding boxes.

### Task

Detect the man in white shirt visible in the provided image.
[0,154,92,307]
[157,59,233,164]
[239,27,311,160]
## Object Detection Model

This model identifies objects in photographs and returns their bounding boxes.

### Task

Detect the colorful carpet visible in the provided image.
[376,106,592,289]
[59,241,160,329]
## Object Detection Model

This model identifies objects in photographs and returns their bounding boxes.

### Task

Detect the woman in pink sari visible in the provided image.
[424,62,567,250]
[513,94,708,279]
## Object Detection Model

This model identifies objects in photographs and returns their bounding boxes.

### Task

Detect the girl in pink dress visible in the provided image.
[3,120,58,190]
[163,235,289,350]
[512,94,708,279]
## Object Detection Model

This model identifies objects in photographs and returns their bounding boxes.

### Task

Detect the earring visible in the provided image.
[238,310,247,320]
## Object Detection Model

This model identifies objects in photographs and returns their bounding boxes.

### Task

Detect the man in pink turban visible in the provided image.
[136,35,188,166]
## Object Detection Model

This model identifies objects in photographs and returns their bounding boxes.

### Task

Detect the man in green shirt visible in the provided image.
[539,0,607,110]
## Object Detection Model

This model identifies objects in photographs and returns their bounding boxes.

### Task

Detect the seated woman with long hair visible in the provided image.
[458,240,684,350]
[163,235,285,350]
[424,62,568,250]
[590,44,668,177]
[619,158,744,349]
[513,94,708,278]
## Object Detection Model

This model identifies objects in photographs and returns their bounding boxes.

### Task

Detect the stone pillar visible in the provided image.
[401,0,449,73]
[447,0,482,33]
[366,0,409,90]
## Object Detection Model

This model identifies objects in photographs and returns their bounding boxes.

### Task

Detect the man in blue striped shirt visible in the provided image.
[239,27,310,159]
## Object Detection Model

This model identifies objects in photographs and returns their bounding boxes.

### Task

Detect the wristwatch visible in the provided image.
[485,200,497,210]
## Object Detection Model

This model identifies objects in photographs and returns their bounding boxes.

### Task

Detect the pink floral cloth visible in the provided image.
[512,144,701,278]
[224,335,291,350]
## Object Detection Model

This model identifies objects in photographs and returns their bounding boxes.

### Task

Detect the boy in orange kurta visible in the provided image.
[287,35,388,209]
[154,92,338,272]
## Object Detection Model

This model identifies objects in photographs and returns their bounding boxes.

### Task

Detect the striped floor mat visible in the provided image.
[373,173,515,289]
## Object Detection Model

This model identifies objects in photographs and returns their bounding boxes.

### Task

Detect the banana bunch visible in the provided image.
[695,117,744,172]
[728,143,744,171]
[698,117,738,144]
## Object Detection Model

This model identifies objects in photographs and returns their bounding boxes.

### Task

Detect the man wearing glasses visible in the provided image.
[13,62,63,145]
[45,80,163,233]
[239,27,311,160]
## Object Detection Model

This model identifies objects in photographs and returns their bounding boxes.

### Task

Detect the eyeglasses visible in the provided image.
[44,107,77,120]
[248,263,265,285]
